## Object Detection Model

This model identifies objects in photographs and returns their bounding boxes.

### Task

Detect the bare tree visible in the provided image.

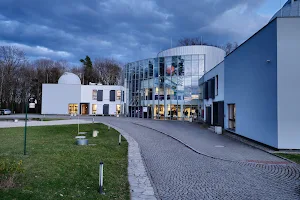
[0,46,26,109]
[94,58,122,85]
[224,42,239,55]
[177,37,239,56]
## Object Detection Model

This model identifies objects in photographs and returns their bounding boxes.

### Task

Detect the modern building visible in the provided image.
[42,72,125,115]
[224,16,300,149]
[124,45,225,121]
[197,0,300,149]
[199,61,224,127]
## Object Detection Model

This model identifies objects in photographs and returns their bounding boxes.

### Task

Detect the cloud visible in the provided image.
[0,41,72,59]
[0,0,273,64]
[200,2,270,42]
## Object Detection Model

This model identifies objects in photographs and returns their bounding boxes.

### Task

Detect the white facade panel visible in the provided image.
[158,45,225,72]
[277,18,300,149]
[42,84,81,115]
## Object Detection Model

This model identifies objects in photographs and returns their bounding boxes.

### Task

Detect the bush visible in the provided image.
[0,160,24,189]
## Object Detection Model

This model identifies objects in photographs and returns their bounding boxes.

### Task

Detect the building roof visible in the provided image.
[58,72,81,85]
[270,0,300,21]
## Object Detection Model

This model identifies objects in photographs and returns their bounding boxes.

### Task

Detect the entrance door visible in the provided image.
[103,104,109,115]
[80,103,89,115]
[206,106,212,125]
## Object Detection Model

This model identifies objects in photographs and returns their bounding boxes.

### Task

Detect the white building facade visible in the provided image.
[42,72,125,116]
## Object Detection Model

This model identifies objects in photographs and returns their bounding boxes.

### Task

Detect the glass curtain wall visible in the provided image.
[125,55,205,121]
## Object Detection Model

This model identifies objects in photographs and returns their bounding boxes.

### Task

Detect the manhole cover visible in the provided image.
[215,145,225,148]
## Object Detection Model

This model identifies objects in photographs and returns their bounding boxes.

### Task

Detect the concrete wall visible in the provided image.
[158,45,225,72]
[277,18,300,149]
[224,20,279,148]
[42,84,81,115]
[81,85,124,115]
[203,61,224,122]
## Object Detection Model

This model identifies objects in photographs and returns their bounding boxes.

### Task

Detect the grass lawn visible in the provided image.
[0,124,129,200]
[275,153,300,164]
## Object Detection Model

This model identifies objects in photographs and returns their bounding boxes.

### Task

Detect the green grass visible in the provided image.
[275,153,300,164]
[0,124,129,200]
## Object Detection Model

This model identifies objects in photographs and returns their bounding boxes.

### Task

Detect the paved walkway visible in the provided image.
[96,117,300,200]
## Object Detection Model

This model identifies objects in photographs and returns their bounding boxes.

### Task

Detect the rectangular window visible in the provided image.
[68,104,78,114]
[92,90,97,100]
[92,104,97,114]
[122,91,125,102]
[116,90,121,100]
[110,90,116,101]
[228,104,236,131]
[216,75,219,96]
[97,90,103,101]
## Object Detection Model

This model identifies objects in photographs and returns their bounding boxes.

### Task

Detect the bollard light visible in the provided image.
[99,161,104,194]
[108,126,110,130]
[93,118,94,124]
[119,134,121,145]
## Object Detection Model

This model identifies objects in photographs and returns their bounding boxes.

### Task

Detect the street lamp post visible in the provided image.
[24,97,37,155]
[23,100,28,155]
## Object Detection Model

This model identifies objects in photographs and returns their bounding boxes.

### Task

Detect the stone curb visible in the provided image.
[101,122,158,200]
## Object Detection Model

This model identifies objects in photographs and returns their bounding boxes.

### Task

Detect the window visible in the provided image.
[68,104,78,114]
[110,90,116,101]
[92,104,97,114]
[92,90,97,100]
[228,104,236,131]
[97,90,103,101]
[116,104,121,114]
[116,90,121,100]
[122,91,125,102]
[216,75,219,96]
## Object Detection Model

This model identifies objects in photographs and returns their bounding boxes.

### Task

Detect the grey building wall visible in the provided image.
[42,84,81,115]
[277,18,300,149]
[224,20,279,148]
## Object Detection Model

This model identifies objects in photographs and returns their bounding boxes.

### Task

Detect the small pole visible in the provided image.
[77,115,79,134]
[108,125,110,130]
[93,117,94,124]
[119,134,121,145]
[99,161,104,194]
[24,101,28,155]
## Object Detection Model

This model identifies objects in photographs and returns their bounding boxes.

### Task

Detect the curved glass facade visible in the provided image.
[125,54,205,121]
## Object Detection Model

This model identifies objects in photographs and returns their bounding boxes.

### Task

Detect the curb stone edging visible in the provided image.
[101,122,158,200]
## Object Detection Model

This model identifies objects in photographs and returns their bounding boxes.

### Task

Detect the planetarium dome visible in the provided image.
[58,72,81,85]
[270,0,300,21]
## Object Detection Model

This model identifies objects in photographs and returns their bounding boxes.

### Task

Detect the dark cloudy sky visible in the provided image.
[0,0,285,65]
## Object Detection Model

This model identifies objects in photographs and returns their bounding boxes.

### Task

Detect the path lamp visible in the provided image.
[24,97,37,155]
[99,161,104,194]
[119,134,121,145]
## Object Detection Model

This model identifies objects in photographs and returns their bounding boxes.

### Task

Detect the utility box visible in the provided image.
[215,126,222,135]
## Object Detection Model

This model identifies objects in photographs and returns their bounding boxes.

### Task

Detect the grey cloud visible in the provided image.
[0,0,270,64]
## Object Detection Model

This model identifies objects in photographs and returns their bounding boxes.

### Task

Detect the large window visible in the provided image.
[110,90,116,101]
[228,104,236,131]
[92,90,97,100]
[68,104,78,114]
[116,90,121,100]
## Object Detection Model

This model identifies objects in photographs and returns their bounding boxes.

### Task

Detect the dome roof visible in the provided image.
[58,72,81,85]
[270,0,300,21]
